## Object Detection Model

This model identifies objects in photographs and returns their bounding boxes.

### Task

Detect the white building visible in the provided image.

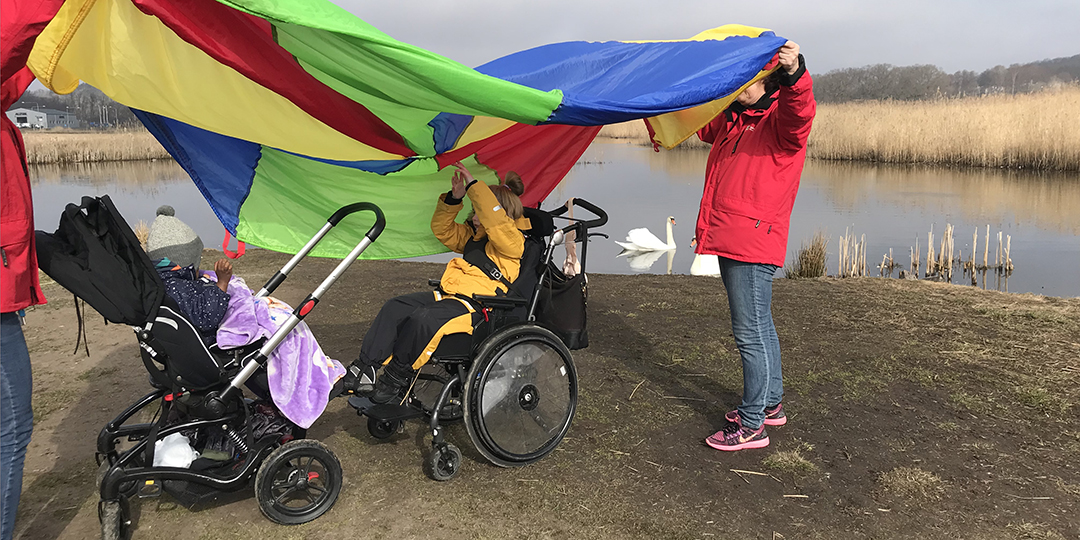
[6,108,47,129]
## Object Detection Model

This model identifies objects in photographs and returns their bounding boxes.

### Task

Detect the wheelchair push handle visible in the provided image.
[550,198,608,235]
[568,198,608,230]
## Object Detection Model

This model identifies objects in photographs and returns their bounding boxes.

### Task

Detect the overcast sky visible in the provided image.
[337,0,1079,74]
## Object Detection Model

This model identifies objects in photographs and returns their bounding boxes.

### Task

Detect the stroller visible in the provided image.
[35,195,384,540]
[348,199,607,480]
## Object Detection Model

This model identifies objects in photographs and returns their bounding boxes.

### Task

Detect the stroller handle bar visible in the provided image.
[256,202,386,298]
[224,202,384,401]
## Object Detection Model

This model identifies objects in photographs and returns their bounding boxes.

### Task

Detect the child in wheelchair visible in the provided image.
[338,162,529,404]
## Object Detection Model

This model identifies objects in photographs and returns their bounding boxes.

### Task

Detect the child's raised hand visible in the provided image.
[451,170,466,200]
[214,258,233,292]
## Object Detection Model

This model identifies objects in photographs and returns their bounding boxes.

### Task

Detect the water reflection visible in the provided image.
[30,160,229,252]
[28,147,1080,297]
[802,160,1080,236]
[551,142,1080,297]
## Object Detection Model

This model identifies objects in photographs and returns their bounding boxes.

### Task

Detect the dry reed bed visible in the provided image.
[598,86,1080,171]
[810,86,1080,171]
[22,130,169,164]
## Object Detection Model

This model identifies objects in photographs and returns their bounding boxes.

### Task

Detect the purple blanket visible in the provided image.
[212,274,344,428]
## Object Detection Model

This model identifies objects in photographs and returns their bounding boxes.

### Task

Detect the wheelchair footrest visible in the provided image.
[352,400,424,423]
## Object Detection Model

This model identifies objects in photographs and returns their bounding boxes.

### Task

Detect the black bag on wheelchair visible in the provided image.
[536,262,588,350]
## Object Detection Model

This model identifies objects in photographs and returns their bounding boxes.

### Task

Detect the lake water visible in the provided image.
[30,142,1080,297]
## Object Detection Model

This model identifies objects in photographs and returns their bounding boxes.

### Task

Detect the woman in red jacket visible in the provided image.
[697,41,816,451]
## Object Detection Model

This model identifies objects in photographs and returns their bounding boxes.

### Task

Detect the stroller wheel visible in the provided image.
[464,325,577,468]
[367,417,402,440]
[426,443,462,481]
[255,440,342,525]
[98,499,130,540]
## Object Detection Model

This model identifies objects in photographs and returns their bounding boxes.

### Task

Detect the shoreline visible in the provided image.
[22,86,1080,171]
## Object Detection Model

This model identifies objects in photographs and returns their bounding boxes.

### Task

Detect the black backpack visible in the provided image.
[36,195,164,326]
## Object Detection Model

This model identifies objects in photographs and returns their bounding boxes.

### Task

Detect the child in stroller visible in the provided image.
[144,205,345,423]
[145,204,233,342]
[339,161,528,404]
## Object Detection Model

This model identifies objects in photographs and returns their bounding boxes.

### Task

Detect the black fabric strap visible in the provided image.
[462,237,515,294]
[139,340,174,389]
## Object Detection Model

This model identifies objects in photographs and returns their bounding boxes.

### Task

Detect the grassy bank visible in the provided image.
[21,129,169,164]
[16,252,1080,539]
[599,85,1080,171]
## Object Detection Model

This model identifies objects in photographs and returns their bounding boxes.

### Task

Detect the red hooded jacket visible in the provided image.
[695,56,815,267]
[2,0,65,312]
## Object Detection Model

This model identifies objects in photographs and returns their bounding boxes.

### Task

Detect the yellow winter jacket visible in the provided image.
[430,181,530,298]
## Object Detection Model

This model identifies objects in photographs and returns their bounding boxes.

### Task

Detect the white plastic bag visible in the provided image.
[153,433,200,468]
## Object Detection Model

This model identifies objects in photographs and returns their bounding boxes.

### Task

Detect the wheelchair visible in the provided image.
[348,199,608,480]
[36,195,385,539]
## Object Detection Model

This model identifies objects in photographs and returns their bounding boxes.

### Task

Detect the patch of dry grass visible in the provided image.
[22,129,169,164]
[598,86,1080,171]
[785,232,829,279]
[1007,522,1068,540]
[134,220,150,250]
[878,466,946,501]
[762,448,818,476]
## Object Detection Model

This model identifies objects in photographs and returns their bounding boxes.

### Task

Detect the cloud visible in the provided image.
[335,0,1079,72]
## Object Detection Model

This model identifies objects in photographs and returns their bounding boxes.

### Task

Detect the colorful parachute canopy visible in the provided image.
[27,0,785,259]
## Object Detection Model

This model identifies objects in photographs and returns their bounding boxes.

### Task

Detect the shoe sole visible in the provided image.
[705,435,770,451]
[725,412,787,427]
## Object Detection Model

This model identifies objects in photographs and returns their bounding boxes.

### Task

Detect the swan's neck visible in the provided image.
[665,220,674,248]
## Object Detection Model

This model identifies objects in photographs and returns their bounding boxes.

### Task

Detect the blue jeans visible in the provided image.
[1,312,33,540]
[718,258,783,430]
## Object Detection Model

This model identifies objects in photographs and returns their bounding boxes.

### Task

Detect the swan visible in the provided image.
[615,216,676,251]
[690,253,721,276]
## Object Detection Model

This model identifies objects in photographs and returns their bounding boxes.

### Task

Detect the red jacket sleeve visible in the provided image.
[697,113,729,145]
[771,56,816,153]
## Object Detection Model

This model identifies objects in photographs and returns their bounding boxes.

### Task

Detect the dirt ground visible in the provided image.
[14,249,1080,540]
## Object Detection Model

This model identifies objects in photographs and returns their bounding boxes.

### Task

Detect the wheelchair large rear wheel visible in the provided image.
[463,325,577,467]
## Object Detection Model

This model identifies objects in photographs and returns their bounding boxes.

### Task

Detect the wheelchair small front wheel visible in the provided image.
[464,325,577,468]
[426,443,462,481]
[367,417,401,440]
[255,440,342,525]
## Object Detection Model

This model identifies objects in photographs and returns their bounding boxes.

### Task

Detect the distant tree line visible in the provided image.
[814,54,1080,103]
[10,54,1080,124]
[12,83,140,129]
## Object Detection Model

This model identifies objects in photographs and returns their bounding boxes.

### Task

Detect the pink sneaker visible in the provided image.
[724,402,787,426]
[705,422,769,451]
